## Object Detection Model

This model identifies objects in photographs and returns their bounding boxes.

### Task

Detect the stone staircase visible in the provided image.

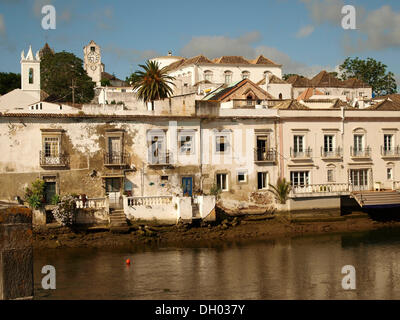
[109,209,130,233]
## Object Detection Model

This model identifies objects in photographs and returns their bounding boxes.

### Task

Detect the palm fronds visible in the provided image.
[268,177,292,204]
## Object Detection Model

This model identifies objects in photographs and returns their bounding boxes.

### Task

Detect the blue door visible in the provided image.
[182,177,193,196]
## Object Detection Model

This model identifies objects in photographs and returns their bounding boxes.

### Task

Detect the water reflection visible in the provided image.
[34,228,400,299]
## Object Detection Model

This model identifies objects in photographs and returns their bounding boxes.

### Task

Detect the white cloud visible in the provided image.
[180,32,261,59]
[296,25,314,38]
[179,32,335,78]
[300,0,344,25]
[346,5,400,53]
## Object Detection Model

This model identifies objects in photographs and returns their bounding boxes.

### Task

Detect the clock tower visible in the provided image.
[83,40,102,85]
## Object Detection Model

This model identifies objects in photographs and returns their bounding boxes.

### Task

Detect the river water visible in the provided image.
[34,227,400,300]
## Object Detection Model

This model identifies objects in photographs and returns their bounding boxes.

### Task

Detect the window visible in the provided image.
[246,95,253,106]
[28,68,33,84]
[293,135,304,153]
[359,92,364,97]
[237,171,247,183]
[216,173,228,191]
[324,135,334,153]
[387,168,393,180]
[204,70,213,82]
[105,178,121,193]
[161,176,169,181]
[44,137,59,158]
[224,71,232,84]
[279,93,283,100]
[290,171,309,186]
[242,71,250,79]
[353,134,364,151]
[215,134,230,153]
[327,169,334,182]
[384,134,393,151]
[90,46,96,52]
[257,172,268,190]
[350,169,369,190]
[179,133,194,154]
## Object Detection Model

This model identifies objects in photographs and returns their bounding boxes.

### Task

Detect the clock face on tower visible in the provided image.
[87,51,99,64]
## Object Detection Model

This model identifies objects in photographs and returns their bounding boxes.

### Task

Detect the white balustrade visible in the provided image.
[291,183,350,195]
[75,197,107,209]
[126,196,173,207]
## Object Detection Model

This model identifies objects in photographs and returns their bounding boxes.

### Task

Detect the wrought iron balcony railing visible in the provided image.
[290,147,312,159]
[148,150,171,165]
[104,151,129,166]
[254,148,276,162]
[321,147,342,158]
[39,151,69,167]
[350,146,371,158]
[381,146,400,157]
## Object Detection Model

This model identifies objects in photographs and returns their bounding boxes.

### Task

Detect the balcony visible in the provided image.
[350,146,371,159]
[290,183,351,197]
[321,147,342,160]
[381,146,400,158]
[148,150,172,166]
[290,147,312,160]
[254,148,276,163]
[39,151,69,167]
[104,152,129,166]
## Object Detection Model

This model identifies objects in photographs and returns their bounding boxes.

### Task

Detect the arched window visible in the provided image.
[279,93,283,100]
[242,71,250,80]
[204,70,213,82]
[246,94,253,106]
[224,70,232,84]
[28,68,34,84]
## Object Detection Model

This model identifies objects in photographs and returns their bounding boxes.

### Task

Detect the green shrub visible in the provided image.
[24,179,45,209]
[210,184,222,200]
[51,194,61,205]
[268,178,292,204]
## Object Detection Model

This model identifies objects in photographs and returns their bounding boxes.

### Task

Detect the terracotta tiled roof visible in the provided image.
[286,75,312,87]
[272,100,309,110]
[287,71,371,89]
[296,88,324,101]
[373,93,400,104]
[165,54,280,72]
[250,55,279,65]
[204,79,275,101]
[367,98,400,110]
[257,74,288,85]
[213,56,250,64]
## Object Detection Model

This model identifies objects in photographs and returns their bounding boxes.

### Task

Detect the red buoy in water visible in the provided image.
[126,259,131,265]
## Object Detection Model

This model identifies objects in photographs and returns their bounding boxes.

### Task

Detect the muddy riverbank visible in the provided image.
[33,212,400,250]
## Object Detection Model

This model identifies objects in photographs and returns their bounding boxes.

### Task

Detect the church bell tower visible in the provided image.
[83,40,102,86]
[20,45,41,100]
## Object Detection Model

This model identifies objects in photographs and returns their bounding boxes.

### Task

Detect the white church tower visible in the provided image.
[20,45,41,100]
[83,40,103,86]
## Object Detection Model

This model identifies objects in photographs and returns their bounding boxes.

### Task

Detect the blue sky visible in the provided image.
[0,0,400,87]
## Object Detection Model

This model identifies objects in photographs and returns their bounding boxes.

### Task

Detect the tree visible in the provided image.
[129,60,175,110]
[0,72,21,95]
[268,178,292,204]
[40,50,95,103]
[339,57,397,96]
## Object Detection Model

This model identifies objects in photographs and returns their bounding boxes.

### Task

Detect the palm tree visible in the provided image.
[268,177,292,204]
[130,60,175,110]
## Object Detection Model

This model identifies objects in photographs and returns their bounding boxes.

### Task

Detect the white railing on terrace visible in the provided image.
[291,183,350,195]
[127,196,173,206]
[75,197,108,209]
[392,181,400,191]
